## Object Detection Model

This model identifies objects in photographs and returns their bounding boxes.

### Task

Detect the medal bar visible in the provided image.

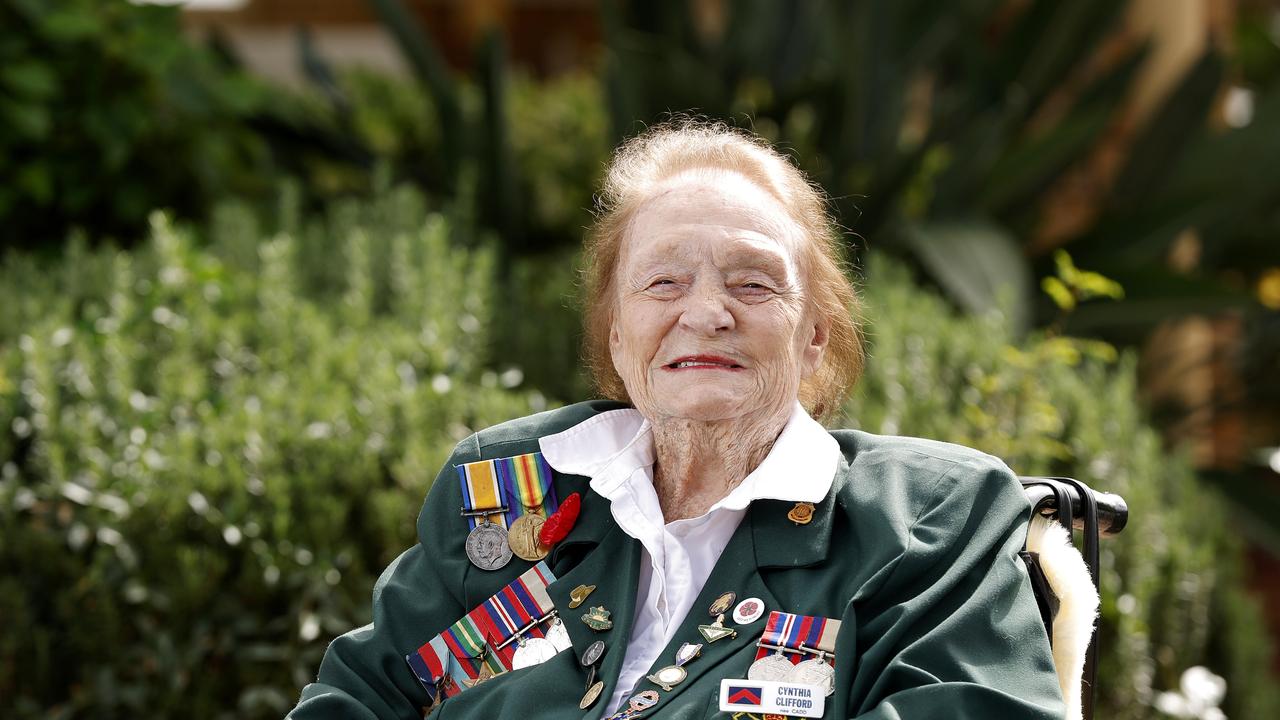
[460,506,511,517]
[493,609,558,651]
[753,640,831,658]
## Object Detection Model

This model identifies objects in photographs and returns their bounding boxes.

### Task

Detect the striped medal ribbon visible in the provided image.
[458,457,515,570]
[406,634,457,702]
[497,452,558,562]
[457,459,509,530]
[496,452,559,524]
[473,561,561,670]
[753,611,841,665]
[442,610,505,682]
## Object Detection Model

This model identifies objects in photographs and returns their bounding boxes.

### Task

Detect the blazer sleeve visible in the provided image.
[849,458,1067,719]
[287,438,478,720]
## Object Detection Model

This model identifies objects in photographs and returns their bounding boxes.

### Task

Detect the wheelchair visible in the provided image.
[1018,477,1128,720]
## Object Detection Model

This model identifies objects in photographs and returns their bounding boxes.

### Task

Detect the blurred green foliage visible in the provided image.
[0,0,274,251]
[0,189,550,718]
[850,257,1278,719]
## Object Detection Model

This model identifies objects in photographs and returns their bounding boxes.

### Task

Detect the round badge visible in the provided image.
[507,514,549,561]
[581,639,607,667]
[510,636,558,670]
[732,597,765,625]
[465,522,512,570]
[579,680,605,709]
[708,590,737,616]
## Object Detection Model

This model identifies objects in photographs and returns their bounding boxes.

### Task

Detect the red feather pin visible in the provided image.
[539,492,581,547]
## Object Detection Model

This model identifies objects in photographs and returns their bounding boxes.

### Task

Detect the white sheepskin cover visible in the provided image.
[1025,515,1100,720]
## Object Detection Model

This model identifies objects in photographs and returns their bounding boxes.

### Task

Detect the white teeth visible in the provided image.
[675,361,728,368]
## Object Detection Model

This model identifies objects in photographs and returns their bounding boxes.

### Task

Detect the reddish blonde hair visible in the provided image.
[581,119,864,422]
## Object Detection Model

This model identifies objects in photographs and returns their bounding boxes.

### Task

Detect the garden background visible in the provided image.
[3,1,1280,718]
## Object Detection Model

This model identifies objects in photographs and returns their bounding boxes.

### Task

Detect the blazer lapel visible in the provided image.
[545,485,643,717]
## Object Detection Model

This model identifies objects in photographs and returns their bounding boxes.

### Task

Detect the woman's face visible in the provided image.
[609,169,827,425]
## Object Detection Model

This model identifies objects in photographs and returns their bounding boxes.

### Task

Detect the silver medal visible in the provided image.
[545,617,572,652]
[747,651,795,682]
[511,636,558,670]
[790,656,836,696]
[465,521,512,571]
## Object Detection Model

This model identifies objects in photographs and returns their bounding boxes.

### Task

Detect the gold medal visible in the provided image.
[787,501,815,525]
[568,584,596,609]
[507,513,549,561]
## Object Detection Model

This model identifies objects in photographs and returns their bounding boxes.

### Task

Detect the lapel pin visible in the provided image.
[581,639,607,667]
[539,491,581,548]
[733,597,765,625]
[630,690,660,710]
[699,592,739,643]
[787,501,815,525]
[568,583,596,609]
[581,606,614,632]
[647,665,687,692]
[676,642,702,665]
[580,679,605,709]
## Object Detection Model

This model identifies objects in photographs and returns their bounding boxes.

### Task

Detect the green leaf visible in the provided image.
[900,219,1033,334]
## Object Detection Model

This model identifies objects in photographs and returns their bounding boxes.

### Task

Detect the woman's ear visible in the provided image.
[801,316,829,379]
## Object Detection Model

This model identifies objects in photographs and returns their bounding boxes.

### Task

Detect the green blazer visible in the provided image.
[288,400,1065,719]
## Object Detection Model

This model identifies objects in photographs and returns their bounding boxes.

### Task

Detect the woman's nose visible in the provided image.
[678,287,735,335]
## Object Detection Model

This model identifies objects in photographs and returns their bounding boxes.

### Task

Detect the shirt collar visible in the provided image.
[538,401,839,512]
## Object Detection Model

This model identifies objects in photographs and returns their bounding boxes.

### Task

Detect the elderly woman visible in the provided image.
[288,122,1064,719]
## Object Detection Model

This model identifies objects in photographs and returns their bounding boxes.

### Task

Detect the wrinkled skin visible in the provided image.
[609,169,828,520]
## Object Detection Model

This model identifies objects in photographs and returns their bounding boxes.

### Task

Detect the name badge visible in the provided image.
[719,679,826,718]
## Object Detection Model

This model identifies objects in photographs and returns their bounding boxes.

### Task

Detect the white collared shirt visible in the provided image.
[539,402,840,715]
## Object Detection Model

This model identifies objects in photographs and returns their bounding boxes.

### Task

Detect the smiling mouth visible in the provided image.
[664,355,743,370]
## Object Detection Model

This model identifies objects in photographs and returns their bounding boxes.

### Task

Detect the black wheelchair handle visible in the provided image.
[1021,477,1128,537]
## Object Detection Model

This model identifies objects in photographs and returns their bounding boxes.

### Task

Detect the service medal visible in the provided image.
[461,661,497,688]
[791,656,836,696]
[747,651,795,682]
[647,664,687,691]
[544,616,572,652]
[465,519,512,571]
[511,635,558,670]
[507,513,549,561]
